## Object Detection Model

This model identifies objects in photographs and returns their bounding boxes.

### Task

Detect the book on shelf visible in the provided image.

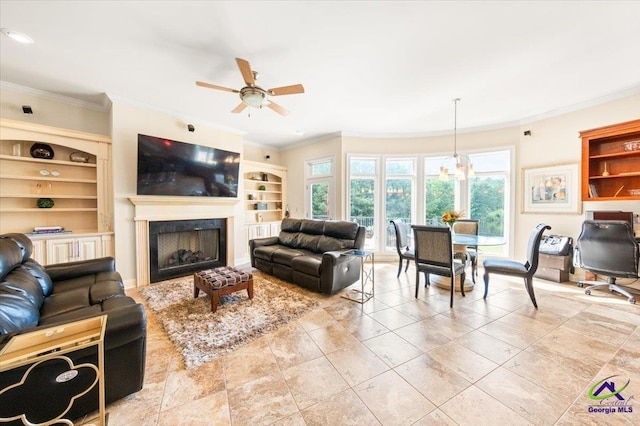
[27,230,72,236]
[588,183,598,198]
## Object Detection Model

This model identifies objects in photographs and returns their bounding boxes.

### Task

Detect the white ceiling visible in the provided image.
[1,1,639,149]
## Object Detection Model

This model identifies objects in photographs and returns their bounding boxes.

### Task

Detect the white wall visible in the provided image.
[0,84,109,135]
[110,101,247,286]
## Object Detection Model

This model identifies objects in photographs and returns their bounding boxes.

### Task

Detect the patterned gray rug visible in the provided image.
[140,272,319,368]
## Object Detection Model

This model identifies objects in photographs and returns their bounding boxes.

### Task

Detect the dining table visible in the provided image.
[435,233,506,292]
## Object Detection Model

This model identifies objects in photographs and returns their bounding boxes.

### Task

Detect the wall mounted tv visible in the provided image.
[137,134,240,197]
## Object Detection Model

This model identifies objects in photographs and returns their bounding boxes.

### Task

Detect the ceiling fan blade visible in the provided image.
[196,81,239,93]
[267,84,305,96]
[266,101,289,116]
[231,103,247,113]
[236,58,255,86]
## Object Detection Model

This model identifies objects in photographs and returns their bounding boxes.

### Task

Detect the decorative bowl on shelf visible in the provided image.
[628,189,640,197]
[623,140,640,151]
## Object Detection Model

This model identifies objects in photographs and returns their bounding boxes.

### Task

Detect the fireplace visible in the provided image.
[148,219,227,282]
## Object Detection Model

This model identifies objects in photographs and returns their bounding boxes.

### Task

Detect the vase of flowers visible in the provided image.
[442,210,462,234]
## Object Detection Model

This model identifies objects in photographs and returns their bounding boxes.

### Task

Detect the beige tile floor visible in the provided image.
[100,264,640,425]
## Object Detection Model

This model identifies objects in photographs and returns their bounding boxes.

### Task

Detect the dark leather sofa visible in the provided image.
[0,233,146,424]
[249,218,365,294]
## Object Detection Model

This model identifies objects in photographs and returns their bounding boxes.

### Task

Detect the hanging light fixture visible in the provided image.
[439,98,475,181]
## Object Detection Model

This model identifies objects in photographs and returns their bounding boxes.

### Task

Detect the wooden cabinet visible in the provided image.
[581,119,640,201]
[46,235,102,264]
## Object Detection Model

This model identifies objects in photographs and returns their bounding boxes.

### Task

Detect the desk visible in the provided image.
[341,250,375,304]
[433,234,505,292]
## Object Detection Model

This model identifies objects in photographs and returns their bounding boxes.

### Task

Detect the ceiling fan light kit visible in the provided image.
[196,57,304,116]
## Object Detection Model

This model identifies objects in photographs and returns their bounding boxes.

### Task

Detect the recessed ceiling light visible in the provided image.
[1,28,34,44]
[295,130,304,136]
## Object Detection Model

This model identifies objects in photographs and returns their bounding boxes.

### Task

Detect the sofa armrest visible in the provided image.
[249,237,280,267]
[320,250,362,294]
[249,236,279,249]
[103,303,147,350]
[45,257,116,282]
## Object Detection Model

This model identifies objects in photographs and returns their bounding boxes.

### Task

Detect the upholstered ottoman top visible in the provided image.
[195,266,253,290]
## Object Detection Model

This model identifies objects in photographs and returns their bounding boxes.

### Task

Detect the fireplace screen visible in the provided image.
[157,229,220,271]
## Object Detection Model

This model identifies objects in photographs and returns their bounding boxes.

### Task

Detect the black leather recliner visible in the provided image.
[249,218,365,294]
[0,233,147,424]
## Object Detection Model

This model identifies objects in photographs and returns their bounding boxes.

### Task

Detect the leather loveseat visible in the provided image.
[0,233,146,424]
[249,218,365,294]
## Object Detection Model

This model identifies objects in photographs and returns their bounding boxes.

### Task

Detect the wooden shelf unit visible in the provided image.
[243,161,287,224]
[0,118,114,262]
[580,119,640,201]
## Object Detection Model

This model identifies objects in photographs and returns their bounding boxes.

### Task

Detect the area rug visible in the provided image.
[140,272,319,369]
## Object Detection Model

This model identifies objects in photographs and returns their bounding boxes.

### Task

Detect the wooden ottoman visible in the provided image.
[194,266,254,313]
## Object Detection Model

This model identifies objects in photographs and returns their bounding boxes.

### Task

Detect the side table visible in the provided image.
[341,249,375,304]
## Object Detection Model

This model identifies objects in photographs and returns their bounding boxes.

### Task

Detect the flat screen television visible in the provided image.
[137,134,240,197]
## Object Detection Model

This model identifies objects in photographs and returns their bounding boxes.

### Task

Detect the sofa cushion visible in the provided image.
[0,239,22,281]
[39,288,90,321]
[1,268,44,310]
[296,233,320,252]
[291,255,322,276]
[281,218,302,232]
[0,287,40,333]
[22,259,54,297]
[90,281,125,304]
[3,233,33,263]
[254,244,281,262]
[279,231,299,247]
[300,219,324,235]
[272,247,306,266]
[38,305,102,327]
[324,220,359,240]
[317,235,354,253]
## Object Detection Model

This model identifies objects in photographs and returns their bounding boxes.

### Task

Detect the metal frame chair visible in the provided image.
[390,219,415,277]
[574,220,638,304]
[412,225,466,308]
[482,223,551,308]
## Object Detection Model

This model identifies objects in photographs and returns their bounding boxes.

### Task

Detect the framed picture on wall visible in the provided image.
[522,163,581,214]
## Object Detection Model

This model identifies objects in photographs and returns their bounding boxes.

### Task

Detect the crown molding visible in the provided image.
[106,93,245,137]
[0,81,111,111]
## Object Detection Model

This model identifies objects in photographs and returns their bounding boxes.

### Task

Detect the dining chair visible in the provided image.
[412,225,466,308]
[574,220,637,304]
[453,219,479,283]
[390,219,415,277]
[482,223,551,308]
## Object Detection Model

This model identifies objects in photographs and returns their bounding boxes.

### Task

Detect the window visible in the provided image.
[385,158,415,250]
[424,156,455,223]
[346,148,512,255]
[348,156,378,249]
[468,151,510,253]
[305,157,335,220]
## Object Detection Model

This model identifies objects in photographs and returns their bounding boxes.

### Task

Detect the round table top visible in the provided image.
[453,233,505,246]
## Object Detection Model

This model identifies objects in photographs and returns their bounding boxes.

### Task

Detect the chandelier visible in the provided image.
[439,98,475,181]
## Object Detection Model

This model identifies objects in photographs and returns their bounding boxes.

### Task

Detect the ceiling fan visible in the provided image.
[196,58,304,116]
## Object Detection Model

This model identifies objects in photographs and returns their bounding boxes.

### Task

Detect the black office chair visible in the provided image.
[412,225,466,308]
[390,219,415,277]
[482,223,551,308]
[574,220,638,304]
[453,219,479,283]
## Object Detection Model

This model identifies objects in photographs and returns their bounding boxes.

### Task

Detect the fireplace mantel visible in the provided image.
[129,196,238,286]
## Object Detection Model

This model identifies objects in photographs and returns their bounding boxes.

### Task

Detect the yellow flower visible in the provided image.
[442,210,462,224]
